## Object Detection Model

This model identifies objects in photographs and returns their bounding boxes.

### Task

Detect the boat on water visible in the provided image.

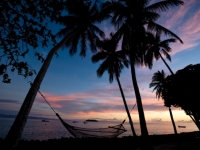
[42,120,49,122]
[178,125,186,128]
[73,121,78,123]
[85,119,98,122]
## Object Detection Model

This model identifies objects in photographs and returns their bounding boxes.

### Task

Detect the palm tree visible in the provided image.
[149,70,177,134]
[144,32,180,134]
[5,1,105,149]
[144,32,177,75]
[100,1,184,149]
[101,0,183,143]
[91,33,137,136]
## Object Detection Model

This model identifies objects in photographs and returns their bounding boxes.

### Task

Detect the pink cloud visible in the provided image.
[159,0,200,54]
[162,0,195,29]
[33,85,168,117]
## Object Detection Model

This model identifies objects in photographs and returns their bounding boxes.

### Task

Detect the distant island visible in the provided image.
[85,119,98,122]
[0,114,54,121]
[42,120,49,122]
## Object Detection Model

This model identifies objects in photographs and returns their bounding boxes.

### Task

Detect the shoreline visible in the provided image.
[1,131,200,150]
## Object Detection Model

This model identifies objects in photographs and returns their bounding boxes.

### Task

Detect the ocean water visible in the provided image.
[0,117,198,141]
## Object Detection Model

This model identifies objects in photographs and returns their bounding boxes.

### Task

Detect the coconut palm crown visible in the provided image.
[92,33,129,82]
[149,70,166,99]
[144,32,177,74]
[150,70,178,134]
[56,0,105,57]
[91,32,137,136]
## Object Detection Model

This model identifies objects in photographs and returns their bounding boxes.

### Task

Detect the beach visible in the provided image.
[1,118,198,140]
[1,118,200,149]
[1,131,200,150]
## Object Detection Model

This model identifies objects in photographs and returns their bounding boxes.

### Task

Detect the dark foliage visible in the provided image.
[0,0,64,83]
[171,64,200,129]
[151,64,200,130]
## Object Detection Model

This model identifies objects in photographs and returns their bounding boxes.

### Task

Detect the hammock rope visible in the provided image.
[31,82,136,138]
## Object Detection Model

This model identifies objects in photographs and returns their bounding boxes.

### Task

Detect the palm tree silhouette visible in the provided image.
[144,32,177,75]
[101,1,184,148]
[5,1,105,148]
[150,70,177,134]
[144,31,181,135]
[92,32,137,136]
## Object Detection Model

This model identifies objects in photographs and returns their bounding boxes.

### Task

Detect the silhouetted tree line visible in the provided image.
[1,0,186,150]
[150,64,200,130]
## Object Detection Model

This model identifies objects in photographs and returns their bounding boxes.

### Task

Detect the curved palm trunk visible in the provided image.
[189,114,200,130]
[115,75,137,136]
[129,28,154,149]
[129,61,154,150]
[5,33,75,149]
[158,53,179,135]
[169,107,177,134]
[158,52,174,75]
[130,62,148,136]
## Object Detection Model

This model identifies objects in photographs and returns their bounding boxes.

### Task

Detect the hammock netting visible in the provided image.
[56,113,126,138]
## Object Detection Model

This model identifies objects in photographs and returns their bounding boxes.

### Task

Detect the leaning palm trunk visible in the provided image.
[128,28,154,149]
[169,107,177,134]
[5,33,75,149]
[189,114,200,130]
[130,60,154,150]
[158,53,178,135]
[159,52,174,75]
[115,74,137,136]
[129,61,148,136]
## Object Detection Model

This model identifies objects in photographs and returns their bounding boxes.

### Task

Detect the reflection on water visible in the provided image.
[0,117,198,140]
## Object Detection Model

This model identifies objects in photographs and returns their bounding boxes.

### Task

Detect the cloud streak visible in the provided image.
[0,99,21,104]
[33,83,168,119]
[159,0,200,54]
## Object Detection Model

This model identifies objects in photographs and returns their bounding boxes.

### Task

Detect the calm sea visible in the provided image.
[0,117,198,140]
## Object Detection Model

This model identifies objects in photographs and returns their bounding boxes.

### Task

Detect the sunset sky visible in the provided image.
[0,0,200,124]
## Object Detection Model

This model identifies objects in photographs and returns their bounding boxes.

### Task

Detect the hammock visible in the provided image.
[36,85,130,138]
[56,113,126,138]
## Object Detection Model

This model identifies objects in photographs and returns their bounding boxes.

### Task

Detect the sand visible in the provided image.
[1,131,200,150]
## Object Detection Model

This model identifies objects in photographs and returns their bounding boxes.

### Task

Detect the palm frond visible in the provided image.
[142,11,160,22]
[147,21,183,43]
[90,1,99,16]
[108,64,115,83]
[111,13,126,29]
[159,38,177,45]
[144,47,154,69]
[56,15,78,26]
[87,29,98,53]
[89,24,105,38]
[79,33,86,57]
[68,33,79,56]
[150,70,166,99]
[162,50,171,61]
[101,0,123,15]
[146,0,184,13]
[56,25,75,38]
[91,51,107,63]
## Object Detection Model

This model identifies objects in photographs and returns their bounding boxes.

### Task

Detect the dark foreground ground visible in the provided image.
[1,131,200,150]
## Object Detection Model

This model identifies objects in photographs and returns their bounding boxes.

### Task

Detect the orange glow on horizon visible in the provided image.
[33,88,192,122]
